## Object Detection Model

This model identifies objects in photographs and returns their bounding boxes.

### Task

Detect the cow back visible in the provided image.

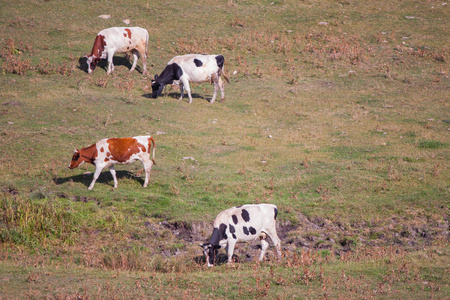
[105,137,145,162]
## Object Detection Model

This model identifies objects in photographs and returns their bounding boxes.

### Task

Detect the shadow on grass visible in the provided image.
[142,91,209,103]
[193,253,236,267]
[54,170,144,188]
[77,56,145,74]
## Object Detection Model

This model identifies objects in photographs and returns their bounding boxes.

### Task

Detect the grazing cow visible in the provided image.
[86,27,148,75]
[69,136,156,190]
[151,54,229,104]
[201,204,281,267]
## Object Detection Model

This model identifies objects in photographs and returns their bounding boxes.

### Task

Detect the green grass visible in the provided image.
[0,0,449,298]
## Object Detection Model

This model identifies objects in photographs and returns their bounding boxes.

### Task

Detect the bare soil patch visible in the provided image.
[161,212,449,260]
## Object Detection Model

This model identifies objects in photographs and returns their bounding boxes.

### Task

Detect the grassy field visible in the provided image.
[0,0,449,298]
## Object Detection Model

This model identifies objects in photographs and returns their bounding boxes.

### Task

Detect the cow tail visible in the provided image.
[149,137,156,165]
[145,30,149,59]
[216,55,230,84]
[220,67,230,84]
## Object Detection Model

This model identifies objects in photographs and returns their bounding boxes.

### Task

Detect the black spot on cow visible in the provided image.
[236,205,242,208]
[215,55,225,69]
[249,227,257,235]
[243,226,249,235]
[232,233,237,239]
[232,215,238,225]
[274,207,278,220]
[241,209,250,222]
[229,224,236,234]
[193,58,203,67]
[219,223,228,240]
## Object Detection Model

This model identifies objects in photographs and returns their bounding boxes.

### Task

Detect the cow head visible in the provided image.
[86,55,101,74]
[200,243,220,267]
[69,149,83,169]
[151,75,165,98]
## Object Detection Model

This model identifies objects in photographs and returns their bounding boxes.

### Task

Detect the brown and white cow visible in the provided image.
[86,27,148,75]
[201,204,282,267]
[69,136,156,190]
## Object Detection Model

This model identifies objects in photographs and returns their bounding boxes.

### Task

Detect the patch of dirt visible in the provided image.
[2,101,22,106]
[68,194,100,205]
[160,211,449,260]
[1,186,18,196]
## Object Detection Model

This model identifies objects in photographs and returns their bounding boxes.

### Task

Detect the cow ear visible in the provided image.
[154,74,158,80]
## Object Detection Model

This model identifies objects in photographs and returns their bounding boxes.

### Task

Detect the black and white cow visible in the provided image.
[151,54,229,104]
[201,204,281,267]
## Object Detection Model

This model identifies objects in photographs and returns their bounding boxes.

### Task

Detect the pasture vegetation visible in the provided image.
[0,0,448,298]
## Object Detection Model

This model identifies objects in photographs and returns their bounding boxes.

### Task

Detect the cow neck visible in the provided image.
[80,144,98,164]
[89,34,106,58]
[158,64,178,85]
[208,227,221,245]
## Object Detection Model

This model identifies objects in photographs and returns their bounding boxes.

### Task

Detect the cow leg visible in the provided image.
[109,166,118,188]
[88,166,104,190]
[106,53,114,75]
[141,159,153,188]
[129,49,139,73]
[259,238,270,261]
[178,83,184,101]
[210,76,219,104]
[219,76,225,102]
[226,239,237,264]
[140,50,147,75]
[265,229,282,260]
[180,78,193,104]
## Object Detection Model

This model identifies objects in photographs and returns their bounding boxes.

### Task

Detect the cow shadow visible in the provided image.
[143,91,209,103]
[78,56,88,72]
[78,56,145,74]
[167,92,209,103]
[194,253,236,267]
[54,170,143,188]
